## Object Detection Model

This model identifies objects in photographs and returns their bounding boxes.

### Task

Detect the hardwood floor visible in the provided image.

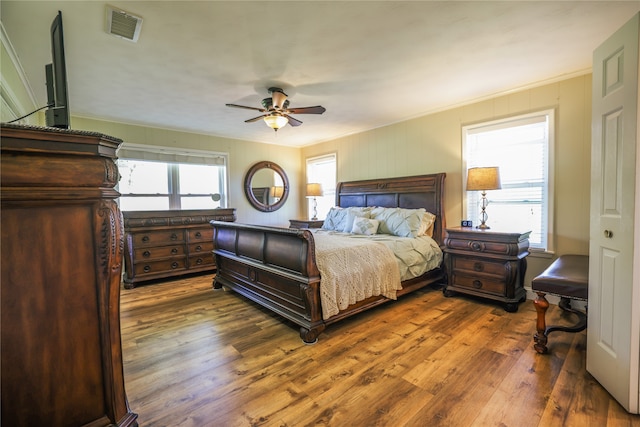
[120,275,639,427]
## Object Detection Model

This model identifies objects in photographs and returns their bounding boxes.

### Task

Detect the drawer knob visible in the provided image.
[171,233,178,241]
[473,262,484,272]
[143,250,151,258]
[143,265,151,273]
[195,245,202,252]
[472,280,483,289]
[195,231,202,238]
[470,241,484,252]
[195,258,203,265]
[171,248,178,255]
[171,262,179,269]
[142,236,150,243]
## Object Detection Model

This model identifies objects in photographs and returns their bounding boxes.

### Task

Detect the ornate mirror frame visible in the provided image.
[244,161,290,212]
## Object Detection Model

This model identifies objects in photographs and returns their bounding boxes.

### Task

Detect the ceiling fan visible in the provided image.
[226,87,326,132]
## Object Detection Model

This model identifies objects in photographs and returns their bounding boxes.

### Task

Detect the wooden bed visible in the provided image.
[210,173,446,343]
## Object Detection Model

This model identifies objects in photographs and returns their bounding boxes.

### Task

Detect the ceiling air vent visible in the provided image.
[106,5,143,42]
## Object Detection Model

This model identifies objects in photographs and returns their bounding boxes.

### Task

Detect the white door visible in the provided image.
[587,12,640,414]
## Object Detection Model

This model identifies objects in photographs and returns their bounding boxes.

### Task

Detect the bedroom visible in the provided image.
[2,1,640,426]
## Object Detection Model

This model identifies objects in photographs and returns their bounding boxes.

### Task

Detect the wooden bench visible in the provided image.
[532,254,589,354]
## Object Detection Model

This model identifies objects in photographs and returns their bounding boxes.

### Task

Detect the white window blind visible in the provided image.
[116,143,229,211]
[306,153,337,220]
[463,110,554,251]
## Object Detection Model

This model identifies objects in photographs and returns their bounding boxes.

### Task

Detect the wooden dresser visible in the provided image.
[122,209,236,288]
[443,227,530,312]
[1,124,137,426]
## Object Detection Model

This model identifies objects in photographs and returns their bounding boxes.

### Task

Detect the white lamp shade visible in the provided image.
[271,186,284,198]
[466,167,502,191]
[264,115,288,130]
[306,183,323,197]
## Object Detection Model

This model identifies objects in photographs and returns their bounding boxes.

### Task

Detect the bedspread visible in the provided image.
[312,232,402,319]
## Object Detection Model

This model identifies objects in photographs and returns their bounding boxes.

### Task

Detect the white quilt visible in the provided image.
[311,230,443,319]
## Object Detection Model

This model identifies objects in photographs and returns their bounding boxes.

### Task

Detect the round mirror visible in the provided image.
[244,161,289,212]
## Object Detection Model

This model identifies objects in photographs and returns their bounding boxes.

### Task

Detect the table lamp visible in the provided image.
[306,183,323,220]
[466,166,501,229]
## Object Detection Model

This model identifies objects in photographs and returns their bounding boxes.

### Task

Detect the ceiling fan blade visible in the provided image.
[226,103,265,112]
[286,106,326,115]
[284,114,303,127]
[245,115,267,123]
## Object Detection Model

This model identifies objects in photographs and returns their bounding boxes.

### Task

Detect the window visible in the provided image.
[116,143,228,211]
[306,153,337,220]
[463,110,554,251]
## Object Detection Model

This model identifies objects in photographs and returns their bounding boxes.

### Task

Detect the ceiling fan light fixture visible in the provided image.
[264,115,288,131]
[271,89,288,109]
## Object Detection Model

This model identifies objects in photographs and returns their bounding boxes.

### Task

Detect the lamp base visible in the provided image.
[476,223,490,230]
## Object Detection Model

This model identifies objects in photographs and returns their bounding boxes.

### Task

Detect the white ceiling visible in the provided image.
[2,1,639,147]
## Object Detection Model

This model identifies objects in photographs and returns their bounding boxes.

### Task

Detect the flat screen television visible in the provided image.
[45,11,70,129]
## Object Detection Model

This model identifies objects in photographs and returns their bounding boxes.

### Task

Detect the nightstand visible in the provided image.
[443,227,530,312]
[289,219,324,229]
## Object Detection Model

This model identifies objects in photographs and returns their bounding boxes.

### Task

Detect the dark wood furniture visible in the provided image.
[443,227,530,312]
[123,209,236,288]
[0,124,137,427]
[289,218,325,229]
[532,254,589,354]
[210,173,446,343]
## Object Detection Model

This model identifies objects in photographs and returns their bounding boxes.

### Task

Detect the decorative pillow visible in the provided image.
[322,206,372,232]
[322,207,344,231]
[418,211,437,237]
[351,216,379,235]
[341,210,371,232]
[370,207,426,238]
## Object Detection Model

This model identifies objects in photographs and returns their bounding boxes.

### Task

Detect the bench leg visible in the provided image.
[533,292,550,354]
[546,297,587,335]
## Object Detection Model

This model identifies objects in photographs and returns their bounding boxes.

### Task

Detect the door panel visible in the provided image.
[588,12,639,414]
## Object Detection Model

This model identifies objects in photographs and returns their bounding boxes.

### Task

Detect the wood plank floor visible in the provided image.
[120,275,640,427]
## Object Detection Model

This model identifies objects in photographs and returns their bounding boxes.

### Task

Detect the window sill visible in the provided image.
[528,248,555,259]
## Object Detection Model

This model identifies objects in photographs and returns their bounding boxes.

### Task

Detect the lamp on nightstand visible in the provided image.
[306,183,323,220]
[271,186,284,201]
[466,166,501,229]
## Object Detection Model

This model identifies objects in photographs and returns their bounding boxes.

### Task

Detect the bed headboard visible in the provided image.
[335,173,446,245]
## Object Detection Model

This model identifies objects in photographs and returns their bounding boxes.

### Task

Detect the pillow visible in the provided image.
[418,211,437,237]
[351,216,379,235]
[370,207,426,238]
[322,206,372,231]
[322,207,344,231]
[341,210,370,232]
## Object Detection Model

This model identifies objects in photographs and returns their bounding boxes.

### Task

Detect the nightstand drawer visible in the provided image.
[446,238,511,255]
[453,257,505,277]
[451,273,506,296]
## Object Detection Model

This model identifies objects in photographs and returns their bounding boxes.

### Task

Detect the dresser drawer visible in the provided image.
[188,252,215,268]
[134,245,185,261]
[189,241,213,255]
[132,230,185,246]
[188,228,213,242]
[452,257,506,277]
[451,273,506,296]
[133,258,187,276]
